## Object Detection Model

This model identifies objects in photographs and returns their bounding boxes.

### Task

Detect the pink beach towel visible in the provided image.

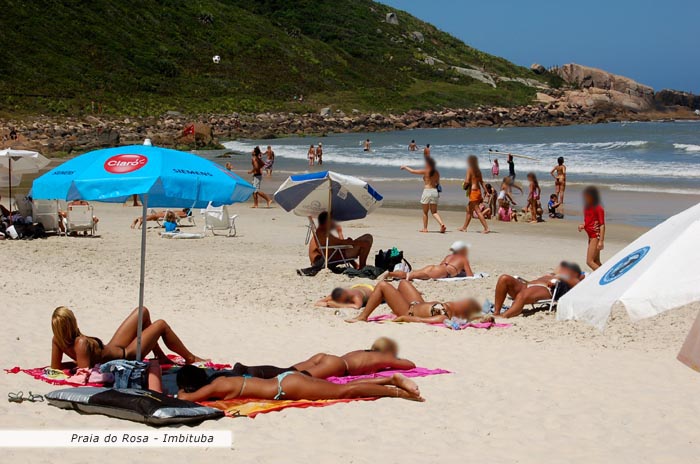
[326,367,451,384]
[368,314,511,329]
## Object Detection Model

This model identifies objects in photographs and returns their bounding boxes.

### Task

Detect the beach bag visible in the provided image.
[374,248,410,272]
[100,360,149,389]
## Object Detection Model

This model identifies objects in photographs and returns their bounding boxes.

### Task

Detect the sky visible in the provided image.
[381,0,699,93]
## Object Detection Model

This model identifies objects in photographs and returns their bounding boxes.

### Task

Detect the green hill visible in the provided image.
[0,0,558,116]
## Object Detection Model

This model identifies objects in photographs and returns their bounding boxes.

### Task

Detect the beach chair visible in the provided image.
[32,199,62,234]
[14,195,32,218]
[66,204,97,236]
[305,218,356,269]
[201,204,238,237]
[514,276,560,313]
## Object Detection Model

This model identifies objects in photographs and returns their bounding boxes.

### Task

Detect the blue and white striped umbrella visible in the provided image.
[274,171,383,221]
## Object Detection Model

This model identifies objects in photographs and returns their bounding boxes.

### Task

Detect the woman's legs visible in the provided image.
[124,319,204,364]
[501,286,552,318]
[397,280,424,303]
[386,265,447,281]
[280,373,422,401]
[472,201,490,233]
[587,237,601,270]
[420,204,429,232]
[429,204,446,233]
[560,182,566,204]
[346,281,411,322]
[493,275,525,315]
[107,307,168,362]
[458,203,473,232]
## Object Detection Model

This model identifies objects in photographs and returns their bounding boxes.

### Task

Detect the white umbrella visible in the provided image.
[557,202,700,329]
[0,149,50,216]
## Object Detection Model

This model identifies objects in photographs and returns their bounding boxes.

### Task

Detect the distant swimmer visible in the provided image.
[308,144,316,167]
[423,143,431,158]
[550,156,567,204]
[408,140,418,151]
[316,143,323,165]
[363,139,371,152]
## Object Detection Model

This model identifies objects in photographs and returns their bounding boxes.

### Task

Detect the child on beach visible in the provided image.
[526,172,541,224]
[163,210,178,233]
[491,159,499,178]
[497,180,518,222]
[484,183,497,219]
[578,186,605,270]
[548,194,563,219]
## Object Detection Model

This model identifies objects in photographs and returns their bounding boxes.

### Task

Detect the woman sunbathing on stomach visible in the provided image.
[345,280,490,324]
[378,241,473,281]
[176,365,423,402]
[228,337,416,379]
[315,284,375,309]
[51,306,206,369]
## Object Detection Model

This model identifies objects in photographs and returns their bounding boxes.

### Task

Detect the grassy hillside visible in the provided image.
[0,0,555,116]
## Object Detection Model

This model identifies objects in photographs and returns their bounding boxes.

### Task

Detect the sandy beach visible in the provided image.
[2,201,699,463]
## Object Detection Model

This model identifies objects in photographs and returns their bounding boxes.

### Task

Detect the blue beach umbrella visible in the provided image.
[274,171,383,266]
[32,143,254,358]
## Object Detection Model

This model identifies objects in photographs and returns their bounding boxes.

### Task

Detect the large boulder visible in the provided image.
[319,107,332,117]
[654,89,700,109]
[410,31,424,43]
[385,12,399,25]
[554,63,654,99]
[530,63,546,74]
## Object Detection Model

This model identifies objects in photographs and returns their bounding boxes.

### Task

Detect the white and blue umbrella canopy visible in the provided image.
[30,144,254,359]
[31,145,253,207]
[557,202,700,330]
[274,171,383,221]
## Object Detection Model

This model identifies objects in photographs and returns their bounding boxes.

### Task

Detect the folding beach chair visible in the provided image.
[201,204,238,237]
[513,276,560,313]
[32,199,62,235]
[66,204,97,236]
[305,217,356,269]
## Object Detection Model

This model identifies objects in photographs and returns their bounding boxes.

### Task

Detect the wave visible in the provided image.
[606,184,700,195]
[550,140,649,150]
[674,143,700,153]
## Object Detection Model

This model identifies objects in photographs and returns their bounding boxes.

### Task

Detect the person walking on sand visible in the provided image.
[578,186,605,270]
[551,156,567,204]
[363,139,371,152]
[459,155,490,233]
[409,140,418,151]
[400,156,447,233]
[263,146,275,176]
[249,147,272,208]
[307,144,316,167]
[316,143,323,165]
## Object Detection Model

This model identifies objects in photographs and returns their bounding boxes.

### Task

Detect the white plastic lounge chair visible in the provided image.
[66,204,97,236]
[513,276,559,312]
[201,204,238,237]
[305,217,356,269]
[14,195,33,218]
[32,199,62,234]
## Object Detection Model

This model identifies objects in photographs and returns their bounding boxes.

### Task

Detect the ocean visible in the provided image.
[222,121,700,227]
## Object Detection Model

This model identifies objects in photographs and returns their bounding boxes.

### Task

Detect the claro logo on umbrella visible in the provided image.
[599,246,651,286]
[104,154,148,174]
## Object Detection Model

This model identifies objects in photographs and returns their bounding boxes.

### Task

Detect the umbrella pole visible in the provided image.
[8,157,12,225]
[325,182,332,269]
[135,194,148,360]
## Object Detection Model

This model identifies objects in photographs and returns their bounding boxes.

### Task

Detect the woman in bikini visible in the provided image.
[550,156,567,204]
[315,284,375,309]
[400,156,447,233]
[493,261,584,318]
[50,306,205,369]
[223,337,416,380]
[307,144,316,167]
[178,369,422,402]
[459,155,490,233]
[345,280,489,324]
[378,241,473,281]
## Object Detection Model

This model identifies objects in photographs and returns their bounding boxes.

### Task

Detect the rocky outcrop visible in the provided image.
[552,63,654,112]
[385,12,399,25]
[530,63,546,75]
[654,89,700,109]
[451,66,496,87]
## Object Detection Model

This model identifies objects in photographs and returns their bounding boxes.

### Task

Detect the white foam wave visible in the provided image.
[607,184,700,195]
[674,143,700,153]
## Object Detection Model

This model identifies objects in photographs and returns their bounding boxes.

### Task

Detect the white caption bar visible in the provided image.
[0,430,232,448]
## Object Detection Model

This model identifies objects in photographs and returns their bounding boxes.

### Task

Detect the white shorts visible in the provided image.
[252,175,262,191]
[420,188,439,205]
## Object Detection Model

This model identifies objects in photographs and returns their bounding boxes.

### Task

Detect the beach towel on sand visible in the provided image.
[368,314,511,329]
[435,272,489,282]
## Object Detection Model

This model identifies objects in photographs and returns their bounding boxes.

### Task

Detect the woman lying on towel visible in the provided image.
[51,306,206,369]
[493,261,584,318]
[130,208,190,229]
[345,280,491,324]
[227,337,416,380]
[378,241,473,281]
[176,365,423,402]
[315,284,375,309]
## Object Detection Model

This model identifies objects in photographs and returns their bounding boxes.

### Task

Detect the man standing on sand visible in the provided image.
[249,147,273,208]
[423,144,431,158]
[363,139,371,152]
